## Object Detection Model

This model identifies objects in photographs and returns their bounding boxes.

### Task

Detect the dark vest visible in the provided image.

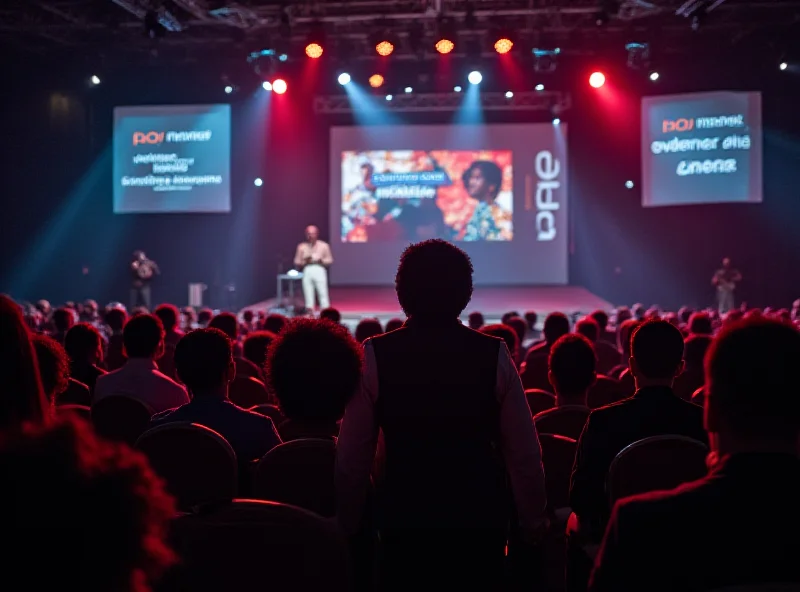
[372,319,508,529]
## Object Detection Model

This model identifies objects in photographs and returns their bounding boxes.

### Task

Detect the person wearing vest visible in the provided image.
[336,239,548,590]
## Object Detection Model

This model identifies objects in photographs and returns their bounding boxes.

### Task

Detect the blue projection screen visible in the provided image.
[113,104,231,213]
[642,91,762,207]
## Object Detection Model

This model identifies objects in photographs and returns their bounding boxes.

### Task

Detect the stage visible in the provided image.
[243,286,613,327]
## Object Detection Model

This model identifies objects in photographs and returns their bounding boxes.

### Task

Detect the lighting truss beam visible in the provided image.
[313,91,571,114]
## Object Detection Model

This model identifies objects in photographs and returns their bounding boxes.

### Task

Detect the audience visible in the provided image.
[209,311,262,380]
[319,307,342,324]
[354,318,383,343]
[688,311,714,336]
[265,318,362,441]
[263,313,287,334]
[0,295,48,427]
[578,316,621,375]
[104,306,128,371]
[94,314,188,413]
[570,320,707,541]
[31,333,70,404]
[548,334,596,408]
[674,333,712,401]
[480,323,520,363]
[196,307,214,328]
[520,311,571,390]
[51,306,75,344]
[64,322,107,393]
[523,310,540,346]
[150,328,281,463]
[336,240,547,590]
[242,330,277,370]
[468,310,485,330]
[0,417,176,591]
[504,316,527,363]
[608,318,640,380]
[590,319,800,590]
[153,304,183,379]
[385,317,405,333]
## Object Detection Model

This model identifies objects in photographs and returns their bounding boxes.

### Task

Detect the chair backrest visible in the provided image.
[56,404,91,421]
[525,389,556,416]
[254,438,337,517]
[163,499,351,592]
[229,375,270,409]
[136,422,238,510]
[91,395,153,446]
[587,375,626,409]
[249,403,285,425]
[534,406,591,440]
[538,433,577,511]
[607,435,709,506]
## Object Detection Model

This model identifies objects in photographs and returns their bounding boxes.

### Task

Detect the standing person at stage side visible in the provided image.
[294,225,333,312]
[130,250,159,311]
[712,257,742,315]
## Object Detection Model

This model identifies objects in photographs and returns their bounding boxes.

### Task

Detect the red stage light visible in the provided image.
[305,42,323,59]
[435,38,455,55]
[494,38,513,54]
[369,74,385,88]
[376,40,394,57]
[589,71,606,88]
[272,78,288,94]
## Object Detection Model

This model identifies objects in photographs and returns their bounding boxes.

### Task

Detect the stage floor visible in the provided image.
[243,285,612,325]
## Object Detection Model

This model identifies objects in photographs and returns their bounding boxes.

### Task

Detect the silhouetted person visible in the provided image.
[480,324,519,362]
[209,312,262,380]
[520,312,571,390]
[263,313,287,334]
[31,334,70,405]
[580,316,621,375]
[549,334,596,408]
[320,307,342,324]
[64,323,106,394]
[712,257,742,314]
[354,318,383,343]
[468,311,485,330]
[242,330,277,371]
[385,318,405,333]
[591,319,800,591]
[103,307,128,371]
[51,307,75,344]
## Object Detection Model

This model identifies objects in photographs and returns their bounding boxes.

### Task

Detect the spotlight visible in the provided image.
[90,75,101,85]
[224,85,233,94]
[262,81,273,91]
[254,178,264,187]
[385,94,393,101]
[404,86,412,93]
[505,90,513,98]
[625,180,634,189]
[494,38,513,55]
[338,72,351,86]
[454,85,462,92]
[780,61,788,71]
[553,117,561,125]
[535,83,544,91]
[589,71,606,88]
[272,79,287,94]
[435,38,455,55]
[468,70,482,85]
[649,71,660,81]
[376,40,394,57]
[305,42,323,59]
[369,74,384,88]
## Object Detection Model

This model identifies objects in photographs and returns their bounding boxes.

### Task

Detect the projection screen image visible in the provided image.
[329,124,568,286]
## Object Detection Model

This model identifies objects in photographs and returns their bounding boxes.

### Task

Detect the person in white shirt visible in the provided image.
[293,225,333,312]
[94,314,188,413]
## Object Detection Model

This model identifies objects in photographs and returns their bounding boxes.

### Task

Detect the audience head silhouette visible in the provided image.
[242,330,276,369]
[524,311,538,331]
[629,319,685,388]
[395,239,473,322]
[575,318,600,343]
[480,324,519,358]
[548,334,596,404]
[52,307,75,336]
[32,334,70,403]
[105,307,127,333]
[468,311,485,330]
[385,318,405,333]
[174,328,233,397]
[123,314,165,360]
[543,312,570,345]
[688,312,713,336]
[504,317,527,348]
[197,308,214,327]
[208,312,238,341]
[154,304,180,332]
[64,323,104,366]
[319,307,342,324]
[264,313,287,334]
[705,319,800,454]
[355,318,383,343]
[617,318,641,358]
[589,309,609,332]
[266,318,363,422]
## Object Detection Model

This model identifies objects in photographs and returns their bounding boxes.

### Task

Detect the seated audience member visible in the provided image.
[523,310,540,347]
[0,295,48,427]
[319,307,342,324]
[576,317,621,376]
[0,417,176,592]
[240,309,256,335]
[468,311,485,330]
[504,317,527,359]
[570,320,707,540]
[150,328,281,463]
[180,306,197,332]
[104,307,128,371]
[242,330,277,370]
[265,318,362,441]
[355,318,383,343]
[209,312,262,380]
[688,311,713,336]
[548,334,596,408]
[589,310,615,345]
[263,313,287,334]
[724,308,744,326]
[51,307,75,344]
[607,318,640,380]
[674,333,712,401]
[64,323,107,393]
[631,303,646,321]
[31,334,70,405]
[520,312,570,390]
[336,240,546,590]
[590,319,800,591]
[480,324,520,364]
[94,314,188,413]
[385,317,405,333]
[154,304,184,348]
[197,308,214,328]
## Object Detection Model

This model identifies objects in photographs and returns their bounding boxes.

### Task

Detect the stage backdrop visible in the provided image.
[329,124,568,286]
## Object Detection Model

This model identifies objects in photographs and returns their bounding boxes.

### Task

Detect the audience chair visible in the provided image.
[161,499,351,592]
[136,422,237,511]
[58,377,92,406]
[255,438,337,517]
[586,375,626,409]
[91,395,154,446]
[607,435,709,507]
[535,406,591,441]
[229,375,270,408]
[56,404,91,421]
[692,386,705,407]
[249,403,285,425]
[525,389,556,416]
[539,433,578,514]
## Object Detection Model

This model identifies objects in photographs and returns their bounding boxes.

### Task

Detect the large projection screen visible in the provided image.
[329,124,568,286]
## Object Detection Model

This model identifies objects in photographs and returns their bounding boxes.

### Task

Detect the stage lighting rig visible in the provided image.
[533,48,560,73]
[435,17,456,55]
[492,29,515,55]
[369,74,385,88]
[625,42,651,70]
[370,29,397,57]
[304,22,326,59]
[595,0,620,26]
